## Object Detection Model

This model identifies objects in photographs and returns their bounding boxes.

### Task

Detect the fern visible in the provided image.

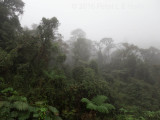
[103,103,115,110]
[8,96,27,102]
[13,101,29,111]
[96,105,109,113]
[86,103,97,110]
[33,113,39,118]
[81,98,90,104]
[81,95,115,114]
[48,106,59,116]
[35,101,47,105]
[92,95,108,106]
[0,101,10,108]
[1,87,14,93]
[0,88,62,120]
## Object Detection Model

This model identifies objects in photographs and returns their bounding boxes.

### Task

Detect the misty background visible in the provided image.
[21,0,160,48]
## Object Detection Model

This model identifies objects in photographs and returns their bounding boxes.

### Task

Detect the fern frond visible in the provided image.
[13,101,29,111]
[81,98,90,104]
[92,95,108,105]
[28,106,38,112]
[1,87,14,93]
[33,113,39,118]
[81,95,115,114]
[48,106,59,116]
[35,101,46,105]
[96,105,109,113]
[8,96,27,102]
[0,101,10,107]
[103,103,115,110]
[86,103,97,111]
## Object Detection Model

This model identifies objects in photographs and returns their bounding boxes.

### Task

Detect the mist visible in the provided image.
[21,0,160,48]
[1,0,160,119]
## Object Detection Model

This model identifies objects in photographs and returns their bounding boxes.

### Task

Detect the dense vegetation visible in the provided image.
[1,0,160,120]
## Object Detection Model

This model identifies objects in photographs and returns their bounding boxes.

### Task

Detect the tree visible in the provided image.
[0,0,24,50]
[70,28,86,41]
[100,38,114,64]
[35,17,59,69]
[72,38,92,62]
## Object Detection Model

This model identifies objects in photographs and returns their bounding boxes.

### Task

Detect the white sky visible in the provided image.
[21,0,160,48]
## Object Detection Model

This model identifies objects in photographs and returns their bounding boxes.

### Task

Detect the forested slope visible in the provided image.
[1,0,160,120]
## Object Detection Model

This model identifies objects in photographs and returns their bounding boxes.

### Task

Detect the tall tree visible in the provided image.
[0,0,24,50]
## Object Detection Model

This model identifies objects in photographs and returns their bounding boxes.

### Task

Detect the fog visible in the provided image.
[21,0,160,48]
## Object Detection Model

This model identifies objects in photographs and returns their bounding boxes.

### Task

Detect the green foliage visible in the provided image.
[144,111,160,120]
[81,95,115,114]
[48,106,59,116]
[13,101,29,111]
[0,88,62,120]
[1,0,160,119]
[92,95,108,106]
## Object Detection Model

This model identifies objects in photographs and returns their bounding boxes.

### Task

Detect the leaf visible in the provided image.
[28,106,39,112]
[1,87,14,93]
[33,113,39,118]
[0,101,5,108]
[103,103,115,110]
[96,105,109,113]
[1,101,10,107]
[81,98,90,104]
[81,95,115,114]
[13,101,29,111]
[35,101,46,105]
[86,103,96,111]
[92,95,108,106]
[48,106,59,116]
[8,96,27,102]
[11,111,18,118]
[40,107,47,112]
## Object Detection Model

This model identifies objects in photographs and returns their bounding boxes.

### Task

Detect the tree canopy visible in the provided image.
[1,0,160,120]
